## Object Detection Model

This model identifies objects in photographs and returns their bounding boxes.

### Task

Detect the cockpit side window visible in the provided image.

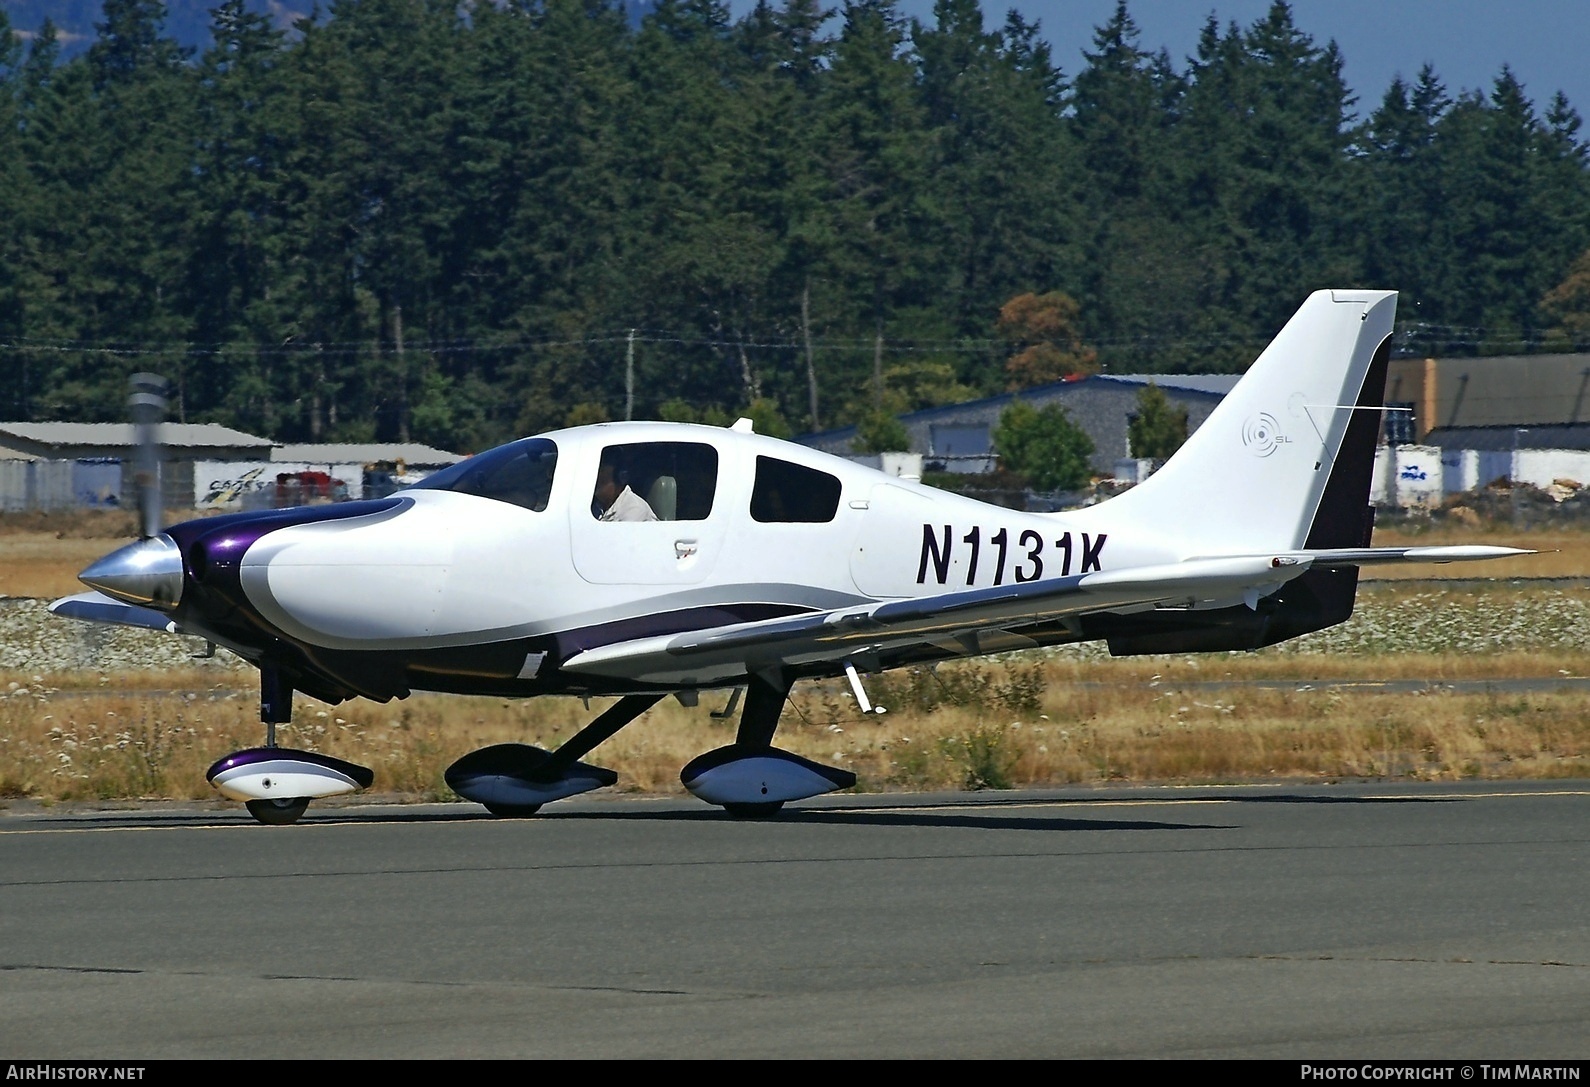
[751,456,842,523]
[593,442,718,522]
[406,438,558,512]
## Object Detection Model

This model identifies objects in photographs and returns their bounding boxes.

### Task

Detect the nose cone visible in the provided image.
[80,534,185,610]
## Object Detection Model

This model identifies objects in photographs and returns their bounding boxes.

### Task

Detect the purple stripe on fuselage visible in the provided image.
[165,498,409,613]
[551,602,812,659]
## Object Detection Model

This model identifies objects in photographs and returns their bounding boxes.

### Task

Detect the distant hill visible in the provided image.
[0,1,314,54]
[1,1,654,55]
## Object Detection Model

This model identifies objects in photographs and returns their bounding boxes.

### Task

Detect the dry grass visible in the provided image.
[0,537,137,600]
[2,652,1585,805]
[0,509,191,599]
[1366,524,1588,580]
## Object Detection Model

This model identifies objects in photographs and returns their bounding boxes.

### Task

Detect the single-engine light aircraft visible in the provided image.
[52,291,1526,823]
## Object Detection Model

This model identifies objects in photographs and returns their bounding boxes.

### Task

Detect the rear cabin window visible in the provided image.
[750,456,841,523]
[592,441,718,521]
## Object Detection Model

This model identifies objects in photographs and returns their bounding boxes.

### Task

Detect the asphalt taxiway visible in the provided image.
[1,782,1586,1058]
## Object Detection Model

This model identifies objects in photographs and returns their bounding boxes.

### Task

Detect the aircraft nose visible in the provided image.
[80,534,185,610]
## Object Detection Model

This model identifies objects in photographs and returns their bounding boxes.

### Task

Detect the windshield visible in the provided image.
[406,438,558,512]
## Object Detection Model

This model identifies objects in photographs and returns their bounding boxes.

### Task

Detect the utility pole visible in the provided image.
[803,280,819,430]
[626,329,635,421]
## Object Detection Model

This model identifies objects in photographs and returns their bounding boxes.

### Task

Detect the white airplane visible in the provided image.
[51,290,1525,824]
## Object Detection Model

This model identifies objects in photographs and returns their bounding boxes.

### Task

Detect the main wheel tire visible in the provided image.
[246,797,310,825]
[483,802,543,818]
[723,800,785,819]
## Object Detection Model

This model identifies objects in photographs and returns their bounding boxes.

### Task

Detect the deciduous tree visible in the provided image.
[993,400,1094,491]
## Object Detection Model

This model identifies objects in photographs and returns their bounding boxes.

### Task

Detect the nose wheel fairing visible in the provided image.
[206,667,376,825]
[206,747,375,803]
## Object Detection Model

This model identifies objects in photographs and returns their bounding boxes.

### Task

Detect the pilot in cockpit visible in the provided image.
[593,460,658,522]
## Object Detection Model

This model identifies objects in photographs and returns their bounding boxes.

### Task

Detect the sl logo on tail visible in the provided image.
[1242,412,1290,457]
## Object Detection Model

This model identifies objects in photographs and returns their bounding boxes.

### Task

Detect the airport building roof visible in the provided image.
[271,443,465,466]
[0,422,274,460]
[799,373,1241,471]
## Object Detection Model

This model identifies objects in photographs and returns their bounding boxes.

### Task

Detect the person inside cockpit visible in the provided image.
[593,460,657,522]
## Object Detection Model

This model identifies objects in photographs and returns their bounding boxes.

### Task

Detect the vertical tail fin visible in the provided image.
[1103,290,1396,555]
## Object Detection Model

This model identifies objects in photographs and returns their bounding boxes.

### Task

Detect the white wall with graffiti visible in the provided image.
[194,461,364,511]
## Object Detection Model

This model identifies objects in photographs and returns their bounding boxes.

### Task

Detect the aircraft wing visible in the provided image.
[560,554,1317,685]
[561,545,1533,686]
[49,591,182,633]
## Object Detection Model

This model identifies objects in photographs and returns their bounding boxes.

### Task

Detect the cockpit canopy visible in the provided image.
[408,437,558,512]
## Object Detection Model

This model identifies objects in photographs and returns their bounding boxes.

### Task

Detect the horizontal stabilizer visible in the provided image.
[1215,545,1535,568]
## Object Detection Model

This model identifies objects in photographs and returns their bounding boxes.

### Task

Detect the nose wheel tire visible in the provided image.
[722,801,785,819]
[246,797,310,825]
[483,803,543,818]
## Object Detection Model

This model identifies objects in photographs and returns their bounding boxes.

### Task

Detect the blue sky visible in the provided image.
[734,1,1590,119]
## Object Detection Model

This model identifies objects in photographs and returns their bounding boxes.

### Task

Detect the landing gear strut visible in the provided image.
[448,677,856,819]
[206,666,374,825]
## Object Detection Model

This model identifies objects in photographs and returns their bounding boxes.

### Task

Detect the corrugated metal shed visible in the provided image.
[0,422,275,509]
[1423,424,1590,452]
[1383,353,1590,441]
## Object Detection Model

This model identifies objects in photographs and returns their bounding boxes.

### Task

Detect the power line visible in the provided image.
[0,324,1580,360]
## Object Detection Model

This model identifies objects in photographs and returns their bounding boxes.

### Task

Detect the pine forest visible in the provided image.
[1,0,1587,452]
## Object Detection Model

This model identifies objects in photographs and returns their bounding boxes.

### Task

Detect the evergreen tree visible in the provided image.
[1434,69,1586,351]
[183,0,289,432]
[1173,2,1354,366]
[731,0,839,431]
[625,0,788,421]
[813,0,933,424]
[89,0,188,92]
[1356,67,1451,330]
[1127,382,1188,459]
[26,0,198,419]
[914,0,1079,379]
[0,0,1587,442]
[459,0,636,441]
[1069,1,1201,371]
[0,9,27,416]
